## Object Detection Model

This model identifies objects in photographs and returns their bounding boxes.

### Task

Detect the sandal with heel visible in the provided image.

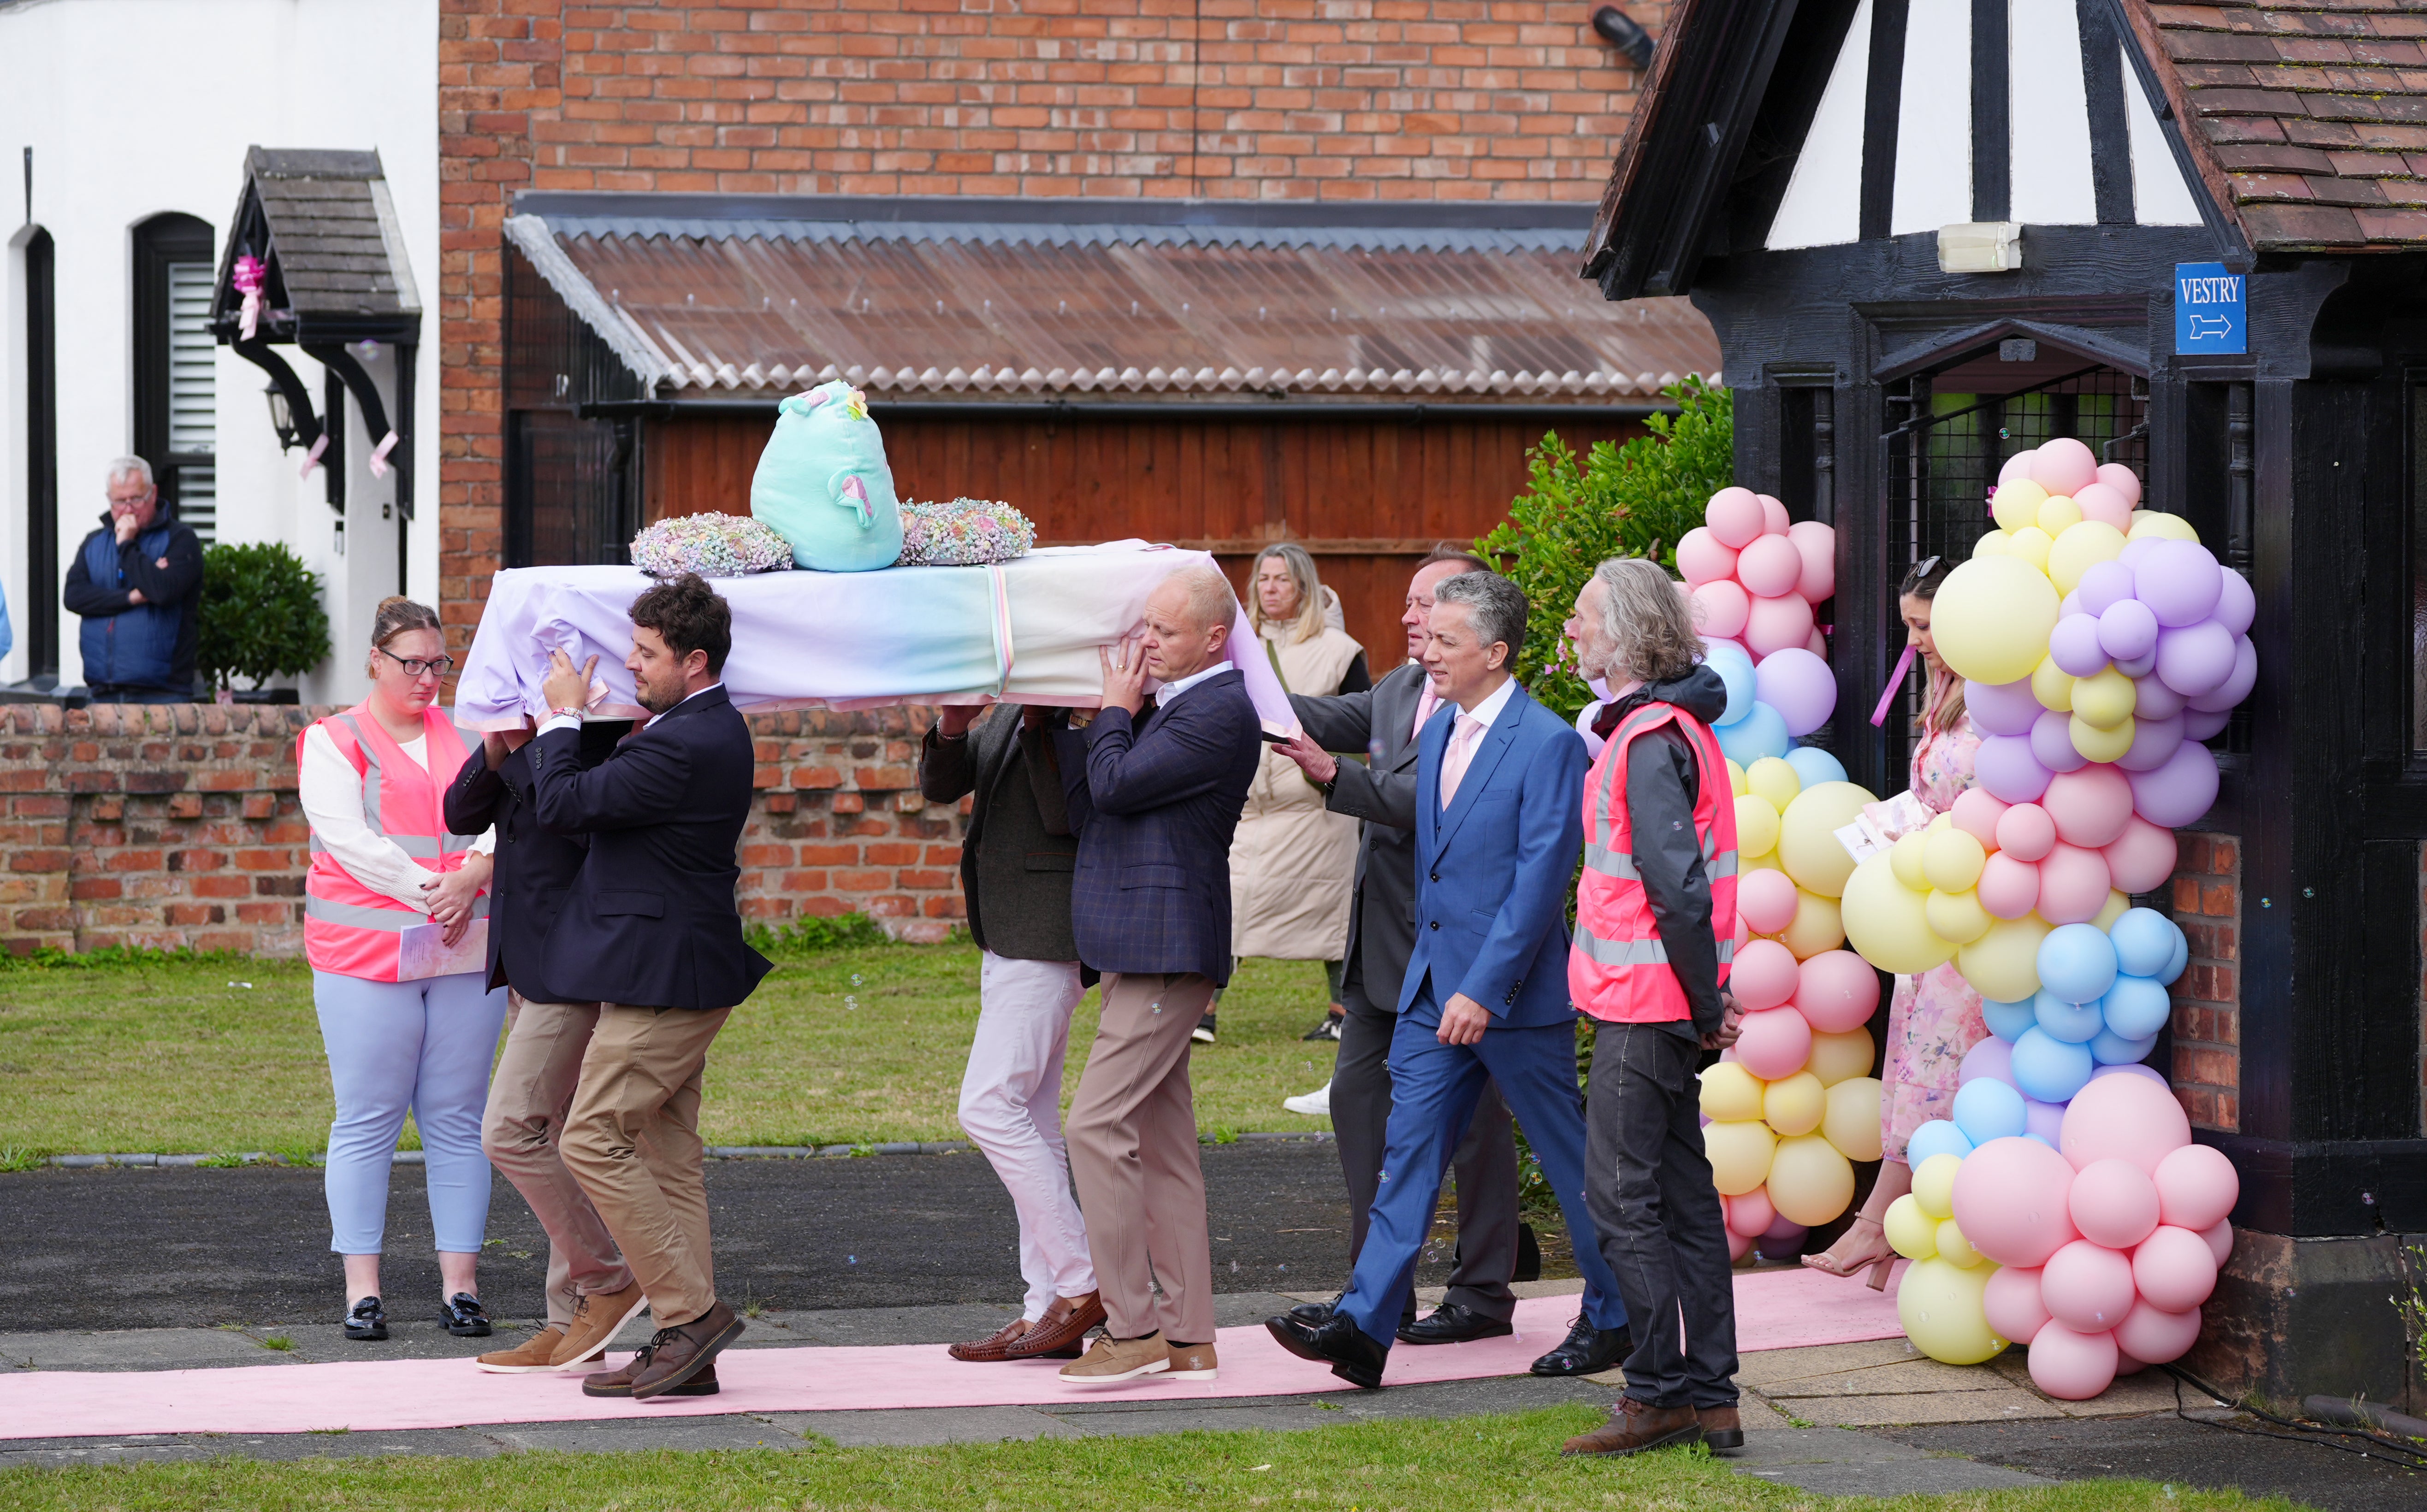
[1800,1218,1897,1291]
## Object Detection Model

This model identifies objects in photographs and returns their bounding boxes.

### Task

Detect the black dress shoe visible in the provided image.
[1529,1314,1632,1376]
[440,1292,492,1338]
[343,1296,387,1342]
[1396,1302,1515,1346]
[1287,1294,1338,1327]
[1264,1311,1388,1390]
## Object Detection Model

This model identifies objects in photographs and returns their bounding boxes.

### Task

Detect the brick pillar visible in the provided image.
[2169,833,2241,1132]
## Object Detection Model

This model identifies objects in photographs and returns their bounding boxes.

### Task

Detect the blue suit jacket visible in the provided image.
[1054,669,1262,984]
[1398,681,1589,1029]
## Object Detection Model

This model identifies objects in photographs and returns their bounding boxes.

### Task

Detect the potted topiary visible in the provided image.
[198,542,330,703]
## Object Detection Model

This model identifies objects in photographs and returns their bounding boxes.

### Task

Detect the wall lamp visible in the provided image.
[1592,6,1656,69]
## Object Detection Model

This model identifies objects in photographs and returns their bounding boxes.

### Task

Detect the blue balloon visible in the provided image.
[1785,745,1849,788]
[2100,975,2172,1040]
[1705,642,1757,727]
[1952,1077,2028,1146]
[1906,1118,1975,1167]
[1715,699,1790,765]
[2011,1026,2097,1104]
[2036,921,2120,1006]
[2108,908,2178,979]
[2160,931,2190,986]
[1982,996,2038,1042]
[2090,1026,2161,1066]
[2033,990,2105,1044]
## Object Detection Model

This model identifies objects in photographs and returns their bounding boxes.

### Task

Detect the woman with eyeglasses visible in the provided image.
[296,596,508,1343]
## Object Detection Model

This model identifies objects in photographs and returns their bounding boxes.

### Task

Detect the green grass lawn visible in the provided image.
[0,945,1344,1158]
[0,1407,2299,1512]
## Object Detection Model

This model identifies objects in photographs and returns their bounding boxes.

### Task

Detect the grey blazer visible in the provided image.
[1290,659,1430,1012]
[918,705,1081,963]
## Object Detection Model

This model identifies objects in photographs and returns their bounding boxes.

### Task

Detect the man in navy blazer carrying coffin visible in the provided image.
[528,573,772,1402]
[1265,571,1633,1391]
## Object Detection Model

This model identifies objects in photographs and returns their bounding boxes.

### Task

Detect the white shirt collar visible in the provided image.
[1454,675,1518,734]
[669,682,724,711]
[1154,662,1230,705]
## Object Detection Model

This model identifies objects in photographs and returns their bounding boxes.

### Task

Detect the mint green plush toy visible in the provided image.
[750,381,904,572]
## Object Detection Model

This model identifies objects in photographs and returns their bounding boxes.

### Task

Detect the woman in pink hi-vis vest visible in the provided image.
[296,597,507,1345]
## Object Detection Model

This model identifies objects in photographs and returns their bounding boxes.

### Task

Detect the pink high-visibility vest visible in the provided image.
[299,706,484,981]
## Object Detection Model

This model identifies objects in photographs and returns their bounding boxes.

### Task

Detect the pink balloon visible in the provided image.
[2153,1144,2240,1232]
[2030,708,2092,774]
[1728,1228,1754,1262]
[1726,1186,1777,1238]
[1977,851,2043,919]
[2060,1069,2192,1174]
[1736,910,1752,950]
[2029,1321,2120,1401]
[2042,766,2135,849]
[1983,1265,2052,1345]
[2114,713,2186,774]
[2000,449,2038,485]
[1951,787,2009,848]
[2093,1062,2170,1088]
[1737,534,1802,598]
[2101,817,2179,895]
[1951,1135,2081,1268]
[1731,938,1801,1012]
[1676,526,1739,588]
[1977,734,2054,803]
[2186,634,2256,714]
[1805,626,1830,659]
[1793,950,1882,1033]
[1706,487,1765,549]
[2032,437,2100,497]
[2213,569,2254,636]
[2042,1238,2139,1332]
[2068,1158,2163,1249]
[2036,842,2114,925]
[1744,592,1817,659]
[1788,520,1836,602]
[1758,494,1792,536]
[2097,462,2143,506]
[1959,1036,2015,1087]
[2128,741,2219,829]
[1691,579,1751,639]
[2115,1299,2201,1365]
[2156,620,2236,698]
[1755,647,1837,737]
[2132,1224,2220,1313]
[2073,481,2134,531]
[1735,1006,1815,1080]
[2199,1218,2235,1267]
[1739,868,1801,936]
[1968,678,2043,737]
[2136,540,2225,628]
[1994,802,2057,862]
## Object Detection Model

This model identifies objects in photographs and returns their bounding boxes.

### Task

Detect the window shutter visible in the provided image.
[166,260,217,543]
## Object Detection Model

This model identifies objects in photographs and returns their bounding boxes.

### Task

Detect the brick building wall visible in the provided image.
[2170,832,2241,1132]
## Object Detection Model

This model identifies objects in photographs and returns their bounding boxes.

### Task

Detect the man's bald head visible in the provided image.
[1140,567,1235,683]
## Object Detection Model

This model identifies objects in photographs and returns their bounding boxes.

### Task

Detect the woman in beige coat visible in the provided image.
[1200,544,1369,1052]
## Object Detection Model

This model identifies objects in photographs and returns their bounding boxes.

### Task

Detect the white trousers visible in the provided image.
[958,951,1096,1319]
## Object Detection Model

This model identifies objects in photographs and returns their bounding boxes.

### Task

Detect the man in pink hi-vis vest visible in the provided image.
[1560,558,1749,1461]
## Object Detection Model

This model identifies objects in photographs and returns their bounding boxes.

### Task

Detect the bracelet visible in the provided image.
[548,706,586,722]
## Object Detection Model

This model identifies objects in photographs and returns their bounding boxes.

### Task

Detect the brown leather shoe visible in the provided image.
[948,1317,1034,1363]
[580,1349,720,1399]
[1698,1404,1744,1452]
[1561,1398,1705,1457]
[627,1300,745,1400]
[1004,1291,1105,1360]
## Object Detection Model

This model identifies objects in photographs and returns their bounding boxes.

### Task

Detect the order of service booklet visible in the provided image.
[397,919,489,981]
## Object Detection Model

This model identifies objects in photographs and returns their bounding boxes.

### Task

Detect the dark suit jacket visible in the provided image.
[443,721,629,1002]
[1053,669,1261,984]
[528,684,772,1011]
[1401,681,1588,1030]
[918,705,1080,962]
[1290,659,1428,1012]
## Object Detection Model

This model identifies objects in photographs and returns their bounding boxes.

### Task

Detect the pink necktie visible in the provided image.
[1439,714,1482,809]
[1412,684,1441,744]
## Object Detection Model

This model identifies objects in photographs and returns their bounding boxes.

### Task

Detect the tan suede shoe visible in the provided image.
[475,1325,569,1374]
[1058,1332,1170,1384]
[1166,1341,1219,1381]
[549,1281,649,1368]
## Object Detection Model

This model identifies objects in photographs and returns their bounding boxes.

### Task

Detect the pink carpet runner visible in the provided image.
[0,1268,1902,1439]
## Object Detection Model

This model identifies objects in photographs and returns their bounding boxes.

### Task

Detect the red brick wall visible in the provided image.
[2169,832,2241,1132]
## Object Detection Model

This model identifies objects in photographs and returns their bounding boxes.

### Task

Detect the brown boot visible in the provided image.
[580,1348,720,1399]
[1561,1398,1705,1458]
[1004,1291,1106,1360]
[628,1300,745,1400]
[1697,1404,1744,1451]
[948,1317,1034,1363]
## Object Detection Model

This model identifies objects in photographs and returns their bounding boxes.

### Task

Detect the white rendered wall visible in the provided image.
[0,0,437,701]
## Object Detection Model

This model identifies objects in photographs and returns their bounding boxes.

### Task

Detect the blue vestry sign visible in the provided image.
[2174,263,2246,356]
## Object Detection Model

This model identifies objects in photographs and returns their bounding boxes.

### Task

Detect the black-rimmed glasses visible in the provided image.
[379,648,456,679]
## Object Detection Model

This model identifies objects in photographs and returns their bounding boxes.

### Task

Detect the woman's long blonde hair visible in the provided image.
[1249,543,1328,645]
[1901,558,1967,737]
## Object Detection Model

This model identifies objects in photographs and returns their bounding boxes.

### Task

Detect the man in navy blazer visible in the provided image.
[1050,566,1262,1387]
[1266,571,1633,1390]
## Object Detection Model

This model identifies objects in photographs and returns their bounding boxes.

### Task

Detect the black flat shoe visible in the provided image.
[440,1292,492,1338]
[343,1295,388,1341]
[1287,1293,1338,1327]
[1265,1311,1388,1390]
[1530,1315,1632,1376]
[1396,1301,1515,1346]
[1301,1010,1345,1041]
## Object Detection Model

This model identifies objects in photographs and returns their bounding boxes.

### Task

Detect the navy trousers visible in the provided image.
[1337,1006,1629,1349]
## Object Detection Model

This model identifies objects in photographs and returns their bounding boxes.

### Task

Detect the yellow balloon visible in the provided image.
[2072,666,2136,729]
[1841,854,1958,974]
[2046,519,2127,595]
[1898,1256,2008,1364]
[2127,509,2200,543]
[1888,831,1930,892]
[1808,1028,1877,1086]
[2092,889,2131,931]
[1972,530,2009,559]
[1928,557,2060,685]
[1776,781,1878,898]
[1823,1076,1885,1161]
[1743,851,1783,876]
[1912,1152,1965,1220]
[1959,914,2050,1002]
[1883,1193,1940,1260]
[1762,1071,1826,1137]
[1705,1120,1778,1197]
[1777,889,1845,960]
[2032,653,2076,712]
[1746,756,1801,813]
[1735,793,1782,858]
[1924,810,1953,835]
[1921,828,1986,893]
[1768,1134,1856,1227]
[1990,478,2048,532]
[1727,757,1748,797]
[1924,886,1994,945]
[1936,1217,1985,1268]
[2069,712,2135,763]
[2003,525,2054,572]
[2034,495,2083,537]
[1698,1061,1767,1123]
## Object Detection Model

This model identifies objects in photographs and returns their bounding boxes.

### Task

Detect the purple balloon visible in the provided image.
[2096,598,2159,662]
[2132,673,2187,721]
[2114,711,2186,773]
[1755,647,1837,737]
[2051,613,2110,677]
[2187,633,2258,713]
[2023,1097,2069,1146]
[1959,1036,2016,1087]
[2115,650,2158,679]
[2128,739,2220,828]
[2030,707,2091,774]
[2119,537,2165,572]
[1967,677,2043,737]
[2214,568,2255,636]
[2155,619,2236,697]
[2135,539,2226,628]
[2077,560,2137,616]
[1977,733,2055,802]
[2184,706,2231,741]
[2059,592,2082,619]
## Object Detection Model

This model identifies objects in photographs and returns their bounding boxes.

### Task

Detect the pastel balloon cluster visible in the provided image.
[1680,487,1840,765]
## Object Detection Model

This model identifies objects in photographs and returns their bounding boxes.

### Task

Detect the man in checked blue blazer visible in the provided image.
[1266,571,1633,1390]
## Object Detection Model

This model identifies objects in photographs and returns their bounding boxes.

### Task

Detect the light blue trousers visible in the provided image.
[313,969,509,1255]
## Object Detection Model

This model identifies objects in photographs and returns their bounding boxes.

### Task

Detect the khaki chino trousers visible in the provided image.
[481,993,637,1327]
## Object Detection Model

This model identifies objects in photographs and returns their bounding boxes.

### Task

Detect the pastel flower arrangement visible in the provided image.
[894,498,1037,567]
[629,512,797,578]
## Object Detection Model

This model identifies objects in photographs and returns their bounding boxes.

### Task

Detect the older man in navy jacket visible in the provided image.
[1266,571,1632,1391]
[1051,566,1262,1387]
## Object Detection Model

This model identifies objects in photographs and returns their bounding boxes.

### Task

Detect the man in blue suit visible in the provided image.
[1266,571,1631,1389]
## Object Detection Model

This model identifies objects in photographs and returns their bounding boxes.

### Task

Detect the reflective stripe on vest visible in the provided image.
[300,707,484,980]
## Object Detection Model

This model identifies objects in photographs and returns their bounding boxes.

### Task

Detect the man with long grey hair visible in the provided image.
[1559,556,1746,1458]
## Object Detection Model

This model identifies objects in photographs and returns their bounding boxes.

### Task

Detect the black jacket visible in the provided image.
[443,722,628,1002]
[918,705,1081,962]
[528,685,772,1011]
[63,505,203,692]
[1594,665,1732,1039]
[1290,660,1427,1011]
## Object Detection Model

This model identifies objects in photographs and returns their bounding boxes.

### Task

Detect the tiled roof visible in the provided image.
[238,148,420,316]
